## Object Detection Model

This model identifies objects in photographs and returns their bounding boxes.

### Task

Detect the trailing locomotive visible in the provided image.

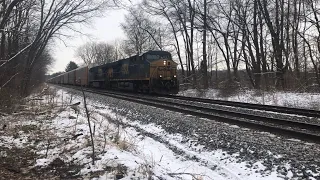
[48,51,179,94]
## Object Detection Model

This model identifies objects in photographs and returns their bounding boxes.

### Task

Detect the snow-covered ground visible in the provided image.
[0,86,303,179]
[179,88,320,110]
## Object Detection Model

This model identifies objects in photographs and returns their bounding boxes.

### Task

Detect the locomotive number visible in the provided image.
[158,67,170,71]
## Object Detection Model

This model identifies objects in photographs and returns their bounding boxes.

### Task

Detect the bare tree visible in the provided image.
[142,0,198,87]
[20,0,112,96]
[127,0,320,91]
[121,7,164,56]
[76,42,118,66]
[257,0,286,89]
[202,0,208,88]
[142,0,186,80]
[76,42,96,65]
[0,0,35,91]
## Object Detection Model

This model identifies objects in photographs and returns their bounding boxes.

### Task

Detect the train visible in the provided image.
[48,50,179,94]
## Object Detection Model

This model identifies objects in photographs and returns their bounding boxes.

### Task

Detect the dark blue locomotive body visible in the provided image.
[49,51,179,94]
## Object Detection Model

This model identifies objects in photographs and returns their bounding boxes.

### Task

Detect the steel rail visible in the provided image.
[68,86,320,144]
[161,95,320,118]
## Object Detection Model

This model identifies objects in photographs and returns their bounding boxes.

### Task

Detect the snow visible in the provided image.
[0,134,29,148]
[35,158,51,166]
[179,88,320,110]
[118,123,279,180]
[69,89,285,179]
[0,86,297,179]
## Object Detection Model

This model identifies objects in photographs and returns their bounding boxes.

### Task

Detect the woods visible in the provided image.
[0,0,112,111]
[3,0,320,108]
[117,0,320,91]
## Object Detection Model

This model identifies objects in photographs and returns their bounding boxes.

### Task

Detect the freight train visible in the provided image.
[48,50,179,94]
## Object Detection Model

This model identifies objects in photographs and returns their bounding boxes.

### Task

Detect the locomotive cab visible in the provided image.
[146,52,179,94]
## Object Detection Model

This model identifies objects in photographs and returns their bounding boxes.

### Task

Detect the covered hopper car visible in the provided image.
[48,51,179,94]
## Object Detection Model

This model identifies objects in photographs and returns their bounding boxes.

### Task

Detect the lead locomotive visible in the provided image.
[49,51,179,94]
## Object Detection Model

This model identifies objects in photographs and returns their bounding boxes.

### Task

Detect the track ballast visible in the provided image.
[61,85,320,144]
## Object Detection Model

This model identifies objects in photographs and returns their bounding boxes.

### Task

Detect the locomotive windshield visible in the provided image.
[146,54,171,60]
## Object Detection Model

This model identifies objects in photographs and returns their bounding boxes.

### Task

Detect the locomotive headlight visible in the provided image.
[160,75,162,78]
[174,75,177,78]
[163,60,167,65]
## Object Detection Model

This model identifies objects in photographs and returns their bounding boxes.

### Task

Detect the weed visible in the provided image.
[117,138,136,151]
[21,124,38,133]
[137,157,156,180]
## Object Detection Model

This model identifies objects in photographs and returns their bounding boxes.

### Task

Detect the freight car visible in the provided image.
[48,50,179,94]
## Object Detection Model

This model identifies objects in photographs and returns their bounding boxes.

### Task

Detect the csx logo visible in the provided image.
[122,64,129,75]
[98,68,103,75]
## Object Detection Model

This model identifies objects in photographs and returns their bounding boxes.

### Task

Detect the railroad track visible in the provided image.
[62,85,320,144]
[161,95,320,118]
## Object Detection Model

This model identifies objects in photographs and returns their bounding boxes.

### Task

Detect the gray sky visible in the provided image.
[50,9,126,73]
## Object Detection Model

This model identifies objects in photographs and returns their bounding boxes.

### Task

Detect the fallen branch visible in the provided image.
[0,112,9,116]
[0,72,19,91]
[45,139,50,158]
[11,110,51,116]
[168,172,209,180]
[0,42,33,68]
[26,98,45,102]
[70,102,81,107]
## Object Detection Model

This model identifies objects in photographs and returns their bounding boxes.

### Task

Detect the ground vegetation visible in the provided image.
[0,0,115,112]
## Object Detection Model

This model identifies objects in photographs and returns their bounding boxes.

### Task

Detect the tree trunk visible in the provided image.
[202,0,208,89]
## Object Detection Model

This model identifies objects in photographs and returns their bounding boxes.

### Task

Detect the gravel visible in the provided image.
[91,91,320,135]
[156,96,320,126]
[59,86,320,179]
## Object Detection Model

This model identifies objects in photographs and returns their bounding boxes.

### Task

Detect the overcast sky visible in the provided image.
[50,9,127,74]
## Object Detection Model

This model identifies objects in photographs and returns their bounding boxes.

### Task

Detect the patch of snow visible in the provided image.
[230,125,240,128]
[287,138,301,142]
[0,150,7,157]
[36,158,52,166]
[0,135,29,148]
[83,95,285,179]
[179,88,320,110]
[0,87,301,179]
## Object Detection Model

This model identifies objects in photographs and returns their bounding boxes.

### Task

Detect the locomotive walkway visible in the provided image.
[61,85,320,144]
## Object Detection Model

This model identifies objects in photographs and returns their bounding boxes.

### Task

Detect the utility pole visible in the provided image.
[203,0,208,88]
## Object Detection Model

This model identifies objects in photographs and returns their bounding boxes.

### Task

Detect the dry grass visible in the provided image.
[117,138,136,151]
[137,159,154,180]
[0,85,86,179]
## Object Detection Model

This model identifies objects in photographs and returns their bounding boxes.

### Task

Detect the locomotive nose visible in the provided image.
[165,81,171,89]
